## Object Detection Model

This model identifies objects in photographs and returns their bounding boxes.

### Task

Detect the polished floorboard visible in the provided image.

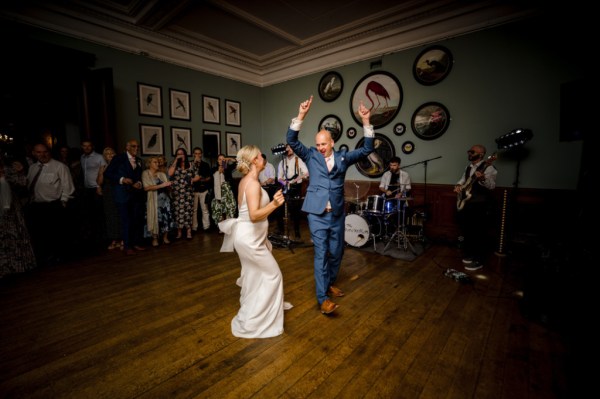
[0,223,583,398]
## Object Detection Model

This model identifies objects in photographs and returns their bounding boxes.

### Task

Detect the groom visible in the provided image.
[287,96,374,314]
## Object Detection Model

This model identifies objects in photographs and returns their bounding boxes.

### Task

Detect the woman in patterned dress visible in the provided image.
[142,156,174,246]
[168,148,199,239]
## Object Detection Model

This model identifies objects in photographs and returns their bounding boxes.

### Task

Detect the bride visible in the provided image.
[219,145,291,338]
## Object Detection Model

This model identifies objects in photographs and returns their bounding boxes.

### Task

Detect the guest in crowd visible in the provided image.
[191,147,212,232]
[218,144,290,338]
[25,143,76,266]
[97,147,123,250]
[168,148,198,239]
[286,96,373,314]
[104,139,146,256]
[142,156,174,246]
[211,153,237,226]
[0,152,37,278]
[80,139,106,251]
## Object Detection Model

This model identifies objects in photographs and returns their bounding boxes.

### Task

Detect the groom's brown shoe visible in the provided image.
[320,299,339,314]
[328,285,345,297]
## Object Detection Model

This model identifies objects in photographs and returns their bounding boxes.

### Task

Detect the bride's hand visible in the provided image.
[272,189,285,207]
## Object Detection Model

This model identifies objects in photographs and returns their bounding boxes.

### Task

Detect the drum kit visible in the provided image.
[344,185,424,254]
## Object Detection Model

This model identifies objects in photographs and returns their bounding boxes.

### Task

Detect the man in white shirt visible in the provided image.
[258,153,276,187]
[276,144,308,238]
[379,156,411,198]
[80,140,107,251]
[26,143,75,266]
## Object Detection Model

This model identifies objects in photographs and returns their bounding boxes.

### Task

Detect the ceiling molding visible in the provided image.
[0,0,539,87]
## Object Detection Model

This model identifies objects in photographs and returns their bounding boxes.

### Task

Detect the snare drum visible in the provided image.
[366,195,384,214]
[344,213,382,247]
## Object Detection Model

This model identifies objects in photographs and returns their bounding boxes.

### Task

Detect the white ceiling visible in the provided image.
[1,0,540,87]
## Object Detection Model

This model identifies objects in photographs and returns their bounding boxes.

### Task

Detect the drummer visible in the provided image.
[379,156,412,199]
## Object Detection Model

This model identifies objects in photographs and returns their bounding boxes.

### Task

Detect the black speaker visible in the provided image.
[203,134,219,158]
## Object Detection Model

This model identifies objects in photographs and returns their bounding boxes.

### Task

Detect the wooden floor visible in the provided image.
[0,223,583,398]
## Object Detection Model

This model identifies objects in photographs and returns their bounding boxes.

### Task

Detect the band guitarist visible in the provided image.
[276,144,309,239]
[453,144,497,271]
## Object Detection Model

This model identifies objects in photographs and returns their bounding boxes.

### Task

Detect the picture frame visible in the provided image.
[202,95,220,124]
[393,123,406,136]
[139,124,164,155]
[354,133,396,178]
[169,89,191,120]
[413,45,453,86]
[226,132,241,156]
[318,114,343,142]
[138,83,162,117]
[346,127,357,139]
[203,130,221,159]
[318,71,343,102]
[171,127,191,155]
[350,71,402,129]
[411,102,451,140]
[402,141,415,154]
[225,99,241,127]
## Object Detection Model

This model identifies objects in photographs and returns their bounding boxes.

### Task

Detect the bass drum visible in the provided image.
[344,213,382,247]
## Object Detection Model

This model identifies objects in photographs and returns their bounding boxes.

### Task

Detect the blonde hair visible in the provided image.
[145,156,159,168]
[236,145,261,175]
[102,147,116,161]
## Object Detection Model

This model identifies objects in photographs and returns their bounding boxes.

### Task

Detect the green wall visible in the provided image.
[17,14,584,189]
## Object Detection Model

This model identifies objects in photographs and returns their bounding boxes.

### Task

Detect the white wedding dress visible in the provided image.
[219,186,291,338]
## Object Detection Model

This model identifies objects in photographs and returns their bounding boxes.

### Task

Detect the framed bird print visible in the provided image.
[318,71,343,102]
[411,102,450,140]
[169,89,191,120]
[350,71,402,129]
[139,124,164,155]
[413,45,453,86]
[318,114,343,142]
[202,95,220,124]
[354,133,396,178]
[138,83,162,117]
[226,132,241,156]
[225,100,241,127]
[171,127,191,155]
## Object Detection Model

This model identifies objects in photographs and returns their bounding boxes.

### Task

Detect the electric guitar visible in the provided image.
[456,152,497,211]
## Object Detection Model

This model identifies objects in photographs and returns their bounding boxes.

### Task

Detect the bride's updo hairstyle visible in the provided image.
[236,145,261,175]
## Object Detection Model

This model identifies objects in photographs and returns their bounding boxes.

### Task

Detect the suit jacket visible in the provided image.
[287,127,374,216]
[104,152,144,204]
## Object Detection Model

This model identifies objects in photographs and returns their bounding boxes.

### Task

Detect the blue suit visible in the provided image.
[104,152,145,250]
[287,126,374,305]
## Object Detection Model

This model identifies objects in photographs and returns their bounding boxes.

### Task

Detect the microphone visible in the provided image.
[271,143,286,155]
[353,182,359,188]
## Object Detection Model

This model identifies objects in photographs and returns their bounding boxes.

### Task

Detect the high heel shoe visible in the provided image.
[186,229,192,239]
[152,238,159,247]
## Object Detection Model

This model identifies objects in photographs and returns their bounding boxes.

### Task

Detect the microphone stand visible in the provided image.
[400,155,442,220]
[268,154,296,252]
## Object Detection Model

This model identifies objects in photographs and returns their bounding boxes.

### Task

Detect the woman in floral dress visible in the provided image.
[168,148,199,239]
[142,156,174,246]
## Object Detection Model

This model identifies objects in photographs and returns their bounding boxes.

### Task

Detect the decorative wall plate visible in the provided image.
[346,127,357,139]
[318,114,343,142]
[318,71,343,102]
[354,133,395,178]
[402,141,415,154]
[411,102,450,140]
[350,71,402,129]
[413,45,453,85]
[393,123,406,136]
[339,144,349,152]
